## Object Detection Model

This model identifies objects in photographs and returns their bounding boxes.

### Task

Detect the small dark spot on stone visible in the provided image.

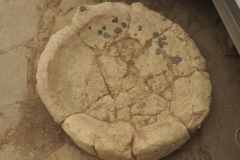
[112,17,118,23]
[79,6,87,12]
[134,33,137,36]
[121,22,127,28]
[102,26,106,30]
[159,41,168,48]
[98,30,103,35]
[158,37,168,48]
[88,26,91,30]
[156,48,161,55]
[138,25,142,31]
[171,55,183,64]
[114,27,122,34]
[152,32,159,37]
[154,150,158,153]
[103,33,111,39]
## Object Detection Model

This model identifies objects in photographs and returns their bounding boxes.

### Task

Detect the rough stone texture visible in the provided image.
[170,71,211,132]
[37,2,212,160]
[133,115,190,160]
[0,49,27,139]
[0,0,39,51]
[62,113,109,156]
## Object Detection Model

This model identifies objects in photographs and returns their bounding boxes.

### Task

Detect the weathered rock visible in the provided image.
[62,113,109,156]
[170,71,212,132]
[95,122,134,160]
[133,115,190,160]
[37,2,212,160]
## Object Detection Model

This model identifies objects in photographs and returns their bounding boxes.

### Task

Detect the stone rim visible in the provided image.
[36,2,212,160]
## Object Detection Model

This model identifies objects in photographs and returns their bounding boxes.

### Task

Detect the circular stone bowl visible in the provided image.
[36,2,212,160]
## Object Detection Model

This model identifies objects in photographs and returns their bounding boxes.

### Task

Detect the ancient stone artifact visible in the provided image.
[36,2,212,160]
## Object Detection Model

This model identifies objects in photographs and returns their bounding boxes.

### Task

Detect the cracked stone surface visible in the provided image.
[36,2,212,160]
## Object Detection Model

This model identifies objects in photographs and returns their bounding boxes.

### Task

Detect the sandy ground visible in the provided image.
[0,0,240,159]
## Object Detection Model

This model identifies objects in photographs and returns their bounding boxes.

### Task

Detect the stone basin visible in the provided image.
[36,2,212,160]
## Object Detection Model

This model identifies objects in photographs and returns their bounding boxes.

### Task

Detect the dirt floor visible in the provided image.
[0,0,240,159]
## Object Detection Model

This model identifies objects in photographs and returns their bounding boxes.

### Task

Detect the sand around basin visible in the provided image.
[36,2,212,160]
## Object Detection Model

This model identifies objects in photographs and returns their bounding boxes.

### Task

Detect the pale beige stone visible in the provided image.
[133,116,190,160]
[86,95,115,123]
[95,121,135,160]
[62,113,109,156]
[131,94,167,116]
[37,2,212,160]
[170,71,212,132]
[0,104,21,140]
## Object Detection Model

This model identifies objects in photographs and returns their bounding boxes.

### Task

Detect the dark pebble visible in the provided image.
[112,17,118,23]
[103,33,111,39]
[171,55,183,64]
[98,30,103,35]
[114,27,123,34]
[156,48,161,55]
[102,26,106,30]
[121,22,127,28]
[152,32,159,37]
[138,25,142,31]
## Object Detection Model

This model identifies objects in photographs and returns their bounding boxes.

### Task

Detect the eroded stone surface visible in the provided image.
[133,115,190,160]
[37,2,212,160]
[170,71,211,132]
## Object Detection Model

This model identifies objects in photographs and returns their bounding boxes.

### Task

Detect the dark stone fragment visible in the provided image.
[138,26,142,31]
[114,27,123,34]
[88,26,91,30]
[98,30,103,35]
[121,22,127,28]
[103,33,111,39]
[102,26,106,30]
[79,6,87,12]
[171,55,183,64]
[159,41,168,48]
[156,48,161,55]
[112,17,118,23]
[152,32,159,37]
[158,37,168,48]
